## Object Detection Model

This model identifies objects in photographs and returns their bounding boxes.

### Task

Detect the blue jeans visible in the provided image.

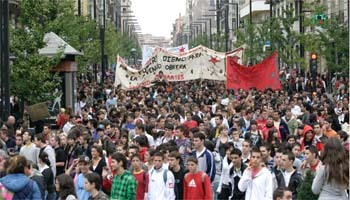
[212,181,219,200]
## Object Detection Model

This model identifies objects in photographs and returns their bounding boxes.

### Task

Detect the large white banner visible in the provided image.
[142,44,189,66]
[115,45,244,90]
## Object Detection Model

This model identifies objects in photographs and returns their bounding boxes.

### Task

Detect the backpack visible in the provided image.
[150,168,169,184]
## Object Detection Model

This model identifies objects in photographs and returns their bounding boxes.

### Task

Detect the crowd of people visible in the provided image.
[0,70,348,200]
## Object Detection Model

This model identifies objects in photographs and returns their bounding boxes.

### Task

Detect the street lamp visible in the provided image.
[131,48,137,66]
[0,0,10,122]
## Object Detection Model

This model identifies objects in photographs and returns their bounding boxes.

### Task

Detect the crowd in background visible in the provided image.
[0,70,348,200]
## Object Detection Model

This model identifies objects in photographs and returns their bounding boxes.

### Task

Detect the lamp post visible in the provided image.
[100,0,106,86]
[0,0,10,122]
[130,48,137,66]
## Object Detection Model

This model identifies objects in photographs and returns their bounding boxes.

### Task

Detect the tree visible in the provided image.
[301,3,349,75]
[189,33,210,49]
[10,0,62,105]
[10,0,140,106]
[297,170,319,200]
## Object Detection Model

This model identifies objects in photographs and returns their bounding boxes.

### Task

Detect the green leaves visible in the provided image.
[10,0,139,105]
[236,4,348,74]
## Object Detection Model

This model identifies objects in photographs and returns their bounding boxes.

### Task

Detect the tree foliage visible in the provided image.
[10,0,140,105]
[189,34,210,49]
[297,170,319,200]
[236,5,348,72]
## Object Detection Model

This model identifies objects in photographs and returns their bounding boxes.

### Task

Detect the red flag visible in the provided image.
[226,52,281,91]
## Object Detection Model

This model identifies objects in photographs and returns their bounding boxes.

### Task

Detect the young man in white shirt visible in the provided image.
[147,151,175,200]
[238,147,273,200]
[275,151,302,199]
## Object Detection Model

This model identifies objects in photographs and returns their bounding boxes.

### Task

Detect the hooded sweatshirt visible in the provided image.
[0,173,41,200]
[301,125,324,152]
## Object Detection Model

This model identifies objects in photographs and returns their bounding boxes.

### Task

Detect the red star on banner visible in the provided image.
[179,46,185,53]
[209,56,220,64]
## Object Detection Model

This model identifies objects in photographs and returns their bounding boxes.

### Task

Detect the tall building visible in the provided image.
[171,14,187,46]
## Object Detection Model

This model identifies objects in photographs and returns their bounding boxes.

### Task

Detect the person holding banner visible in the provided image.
[153,71,172,93]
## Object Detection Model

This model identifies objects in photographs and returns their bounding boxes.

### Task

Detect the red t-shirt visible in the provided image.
[183,172,212,200]
[133,170,148,200]
[256,119,267,131]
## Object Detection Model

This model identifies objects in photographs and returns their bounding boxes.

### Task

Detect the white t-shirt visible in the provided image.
[283,170,294,187]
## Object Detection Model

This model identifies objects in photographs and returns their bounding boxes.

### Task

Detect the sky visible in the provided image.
[131,0,187,38]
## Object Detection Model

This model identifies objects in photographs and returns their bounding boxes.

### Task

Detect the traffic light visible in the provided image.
[313,14,327,26]
[310,52,318,77]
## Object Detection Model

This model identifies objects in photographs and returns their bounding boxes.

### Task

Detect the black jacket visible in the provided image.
[275,170,303,200]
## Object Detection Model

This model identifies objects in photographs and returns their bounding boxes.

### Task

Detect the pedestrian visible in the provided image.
[229,148,247,200]
[38,151,56,200]
[191,132,216,182]
[84,172,109,200]
[275,151,302,199]
[89,145,106,177]
[131,154,148,200]
[147,151,176,200]
[66,155,92,200]
[312,137,349,199]
[183,156,212,200]
[0,155,41,199]
[55,173,77,200]
[238,147,273,200]
[168,151,187,200]
[19,129,39,164]
[34,133,57,177]
[110,152,137,200]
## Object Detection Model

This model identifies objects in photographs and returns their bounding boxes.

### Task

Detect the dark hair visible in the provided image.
[39,151,51,166]
[134,135,149,147]
[111,152,127,169]
[260,142,272,152]
[85,172,102,190]
[56,174,76,199]
[88,119,98,128]
[337,130,349,142]
[91,145,103,157]
[136,123,145,132]
[164,123,174,130]
[168,151,181,160]
[128,145,139,153]
[251,147,261,155]
[35,133,46,143]
[304,145,318,158]
[193,132,205,141]
[153,151,164,160]
[230,148,242,157]
[204,140,215,152]
[282,151,295,162]
[273,187,291,200]
[130,154,142,161]
[215,114,223,120]
[175,125,186,133]
[292,142,301,149]
[6,155,29,174]
[187,156,198,164]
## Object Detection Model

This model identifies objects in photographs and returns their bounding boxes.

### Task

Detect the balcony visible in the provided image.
[240,0,270,18]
